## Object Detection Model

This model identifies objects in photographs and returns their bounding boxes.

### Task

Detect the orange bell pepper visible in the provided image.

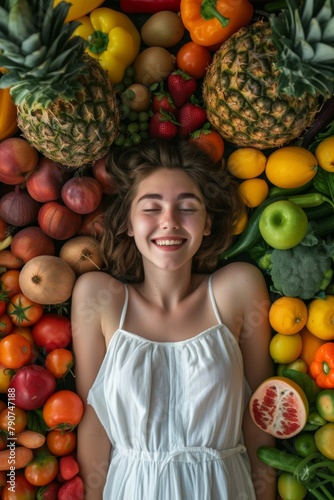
[310,342,334,389]
[180,0,254,47]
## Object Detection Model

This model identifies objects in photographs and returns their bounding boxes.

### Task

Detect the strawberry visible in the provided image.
[59,455,80,481]
[149,110,178,139]
[167,70,197,108]
[36,481,60,500]
[58,476,84,500]
[151,83,179,117]
[178,103,208,138]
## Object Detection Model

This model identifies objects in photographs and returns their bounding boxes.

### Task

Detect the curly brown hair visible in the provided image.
[100,138,244,282]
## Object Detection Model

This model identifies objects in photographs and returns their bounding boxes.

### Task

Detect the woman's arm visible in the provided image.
[71,272,112,499]
[237,264,277,500]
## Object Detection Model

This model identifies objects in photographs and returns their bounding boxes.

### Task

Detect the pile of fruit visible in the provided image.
[0,0,334,498]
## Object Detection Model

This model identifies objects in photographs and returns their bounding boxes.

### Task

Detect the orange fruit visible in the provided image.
[269,332,303,364]
[249,376,309,439]
[299,326,326,374]
[237,178,269,208]
[226,147,267,179]
[265,146,318,188]
[306,295,334,340]
[315,135,334,172]
[269,296,308,335]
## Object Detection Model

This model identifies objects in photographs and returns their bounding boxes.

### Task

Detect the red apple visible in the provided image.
[11,226,56,263]
[91,155,116,195]
[26,157,70,202]
[38,201,82,240]
[0,137,39,184]
[78,206,104,238]
[61,176,103,214]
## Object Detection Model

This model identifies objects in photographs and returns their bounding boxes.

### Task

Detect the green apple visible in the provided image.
[259,200,308,249]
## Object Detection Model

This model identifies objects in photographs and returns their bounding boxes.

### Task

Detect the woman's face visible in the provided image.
[128,168,212,272]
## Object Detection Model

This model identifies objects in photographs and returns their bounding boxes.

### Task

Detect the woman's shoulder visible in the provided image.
[72,271,125,300]
[213,261,264,281]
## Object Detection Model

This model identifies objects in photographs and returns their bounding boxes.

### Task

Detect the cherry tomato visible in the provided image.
[0,270,21,299]
[45,348,74,379]
[10,326,38,363]
[0,406,28,434]
[0,334,31,369]
[46,429,77,456]
[43,390,84,430]
[32,313,72,353]
[1,471,36,499]
[7,293,44,327]
[0,362,13,393]
[0,313,13,336]
[176,41,212,79]
[190,129,225,164]
[24,455,59,487]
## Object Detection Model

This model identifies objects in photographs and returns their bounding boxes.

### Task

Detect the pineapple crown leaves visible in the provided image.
[270,0,334,98]
[0,0,89,109]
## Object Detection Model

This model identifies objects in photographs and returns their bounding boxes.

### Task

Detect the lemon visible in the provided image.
[265,146,318,188]
[269,332,303,364]
[315,135,334,172]
[226,148,267,179]
[306,295,334,340]
[237,178,269,208]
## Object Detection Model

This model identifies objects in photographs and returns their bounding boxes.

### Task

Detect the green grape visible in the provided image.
[114,134,126,146]
[130,133,142,145]
[127,122,140,134]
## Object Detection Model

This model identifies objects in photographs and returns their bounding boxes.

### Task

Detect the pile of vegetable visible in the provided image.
[0,0,334,498]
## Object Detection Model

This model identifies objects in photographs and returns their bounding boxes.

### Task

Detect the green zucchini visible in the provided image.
[303,203,334,221]
[268,179,314,197]
[313,214,334,238]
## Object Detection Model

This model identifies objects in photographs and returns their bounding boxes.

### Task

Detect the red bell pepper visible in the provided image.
[120,0,181,14]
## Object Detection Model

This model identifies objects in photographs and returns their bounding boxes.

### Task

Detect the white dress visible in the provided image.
[88,276,256,499]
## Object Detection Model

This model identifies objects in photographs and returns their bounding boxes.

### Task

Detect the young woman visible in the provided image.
[71,138,276,499]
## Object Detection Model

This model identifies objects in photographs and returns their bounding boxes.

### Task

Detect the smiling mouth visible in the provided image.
[154,239,185,246]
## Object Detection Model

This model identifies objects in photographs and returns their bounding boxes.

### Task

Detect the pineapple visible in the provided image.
[203,0,334,150]
[0,0,119,168]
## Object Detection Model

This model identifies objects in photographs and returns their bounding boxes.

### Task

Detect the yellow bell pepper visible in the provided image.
[53,0,105,23]
[73,8,141,84]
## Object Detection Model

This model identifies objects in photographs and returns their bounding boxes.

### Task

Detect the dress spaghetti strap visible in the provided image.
[118,284,129,330]
[208,275,222,325]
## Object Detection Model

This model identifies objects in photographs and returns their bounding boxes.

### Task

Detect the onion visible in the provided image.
[19,255,76,305]
[0,186,40,226]
[59,236,104,275]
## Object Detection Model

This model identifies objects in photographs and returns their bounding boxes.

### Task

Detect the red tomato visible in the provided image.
[0,313,13,336]
[43,390,84,430]
[9,364,56,410]
[176,41,212,79]
[190,129,225,164]
[7,293,44,327]
[45,348,74,378]
[1,472,36,499]
[32,313,71,353]
[0,270,21,299]
[0,406,28,434]
[46,429,77,456]
[24,455,59,487]
[0,334,31,369]
[10,326,38,363]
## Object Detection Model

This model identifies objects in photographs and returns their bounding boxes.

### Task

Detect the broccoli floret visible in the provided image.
[264,239,334,300]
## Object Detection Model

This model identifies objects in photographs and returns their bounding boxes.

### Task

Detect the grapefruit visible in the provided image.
[249,376,309,439]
